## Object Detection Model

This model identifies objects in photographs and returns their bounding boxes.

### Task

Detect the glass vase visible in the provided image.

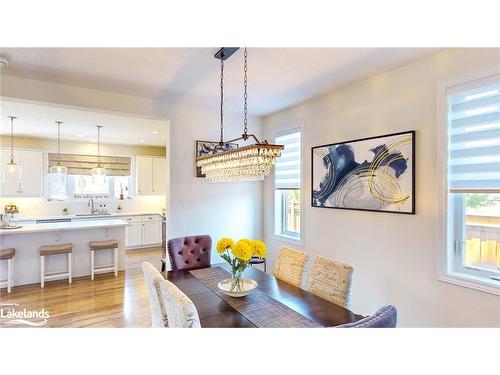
[230,268,245,292]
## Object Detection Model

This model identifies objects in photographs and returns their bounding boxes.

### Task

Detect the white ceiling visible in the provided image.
[0,99,168,146]
[0,48,438,116]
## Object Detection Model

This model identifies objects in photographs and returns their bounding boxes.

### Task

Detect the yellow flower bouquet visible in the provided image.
[216,237,267,292]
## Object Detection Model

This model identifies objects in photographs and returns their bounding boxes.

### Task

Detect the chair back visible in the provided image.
[168,235,212,270]
[337,305,397,328]
[141,262,168,327]
[158,278,201,328]
[273,246,309,287]
[308,256,354,308]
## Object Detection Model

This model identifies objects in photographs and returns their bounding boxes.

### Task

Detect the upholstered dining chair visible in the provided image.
[336,305,398,328]
[142,262,169,327]
[168,235,212,270]
[307,256,354,308]
[158,276,201,328]
[273,246,309,287]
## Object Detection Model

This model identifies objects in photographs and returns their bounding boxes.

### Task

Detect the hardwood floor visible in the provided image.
[0,247,163,328]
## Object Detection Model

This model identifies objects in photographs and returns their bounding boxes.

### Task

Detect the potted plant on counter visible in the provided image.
[62,208,69,215]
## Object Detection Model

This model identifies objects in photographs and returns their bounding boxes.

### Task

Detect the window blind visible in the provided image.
[448,75,500,193]
[275,131,301,190]
[48,153,131,176]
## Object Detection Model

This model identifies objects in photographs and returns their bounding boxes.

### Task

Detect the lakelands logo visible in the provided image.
[0,303,50,326]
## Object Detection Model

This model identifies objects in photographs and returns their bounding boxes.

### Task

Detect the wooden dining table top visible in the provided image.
[162,263,364,328]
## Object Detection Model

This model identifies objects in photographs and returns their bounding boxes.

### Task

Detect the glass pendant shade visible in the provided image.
[49,164,68,183]
[3,116,22,184]
[91,165,106,183]
[2,159,22,183]
[92,125,106,182]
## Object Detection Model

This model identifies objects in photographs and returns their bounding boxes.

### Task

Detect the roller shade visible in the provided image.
[448,75,500,193]
[48,153,131,176]
[275,131,301,190]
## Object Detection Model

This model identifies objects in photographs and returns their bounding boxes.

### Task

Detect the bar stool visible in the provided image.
[89,240,119,280]
[39,243,72,288]
[0,248,15,293]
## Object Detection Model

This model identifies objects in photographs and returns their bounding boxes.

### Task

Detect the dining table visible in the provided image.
[162,263,364,328]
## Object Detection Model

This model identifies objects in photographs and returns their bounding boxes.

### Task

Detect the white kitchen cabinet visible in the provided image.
[127,222,143,247]
[152,157,166,194]
[135,155,166,195]
[124,215,161,248]
[0,149,43,197]
[143,221,161,246]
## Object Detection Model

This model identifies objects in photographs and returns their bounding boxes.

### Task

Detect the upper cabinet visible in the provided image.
[0,149,44,197]
[135,155,166,195]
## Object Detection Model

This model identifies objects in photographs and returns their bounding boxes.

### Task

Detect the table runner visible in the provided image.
[189,267,322,328]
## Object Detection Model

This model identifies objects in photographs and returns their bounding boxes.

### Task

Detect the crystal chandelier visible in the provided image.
[2,116,22,183]
[49,121,68,183]
[196,48,283,183]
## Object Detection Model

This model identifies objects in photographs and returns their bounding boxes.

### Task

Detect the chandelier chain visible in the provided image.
[8,116,16,161]
[243,48,248,136]
[220,58,224,144]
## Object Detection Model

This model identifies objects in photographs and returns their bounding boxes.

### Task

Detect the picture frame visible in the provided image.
[311,130,415,214]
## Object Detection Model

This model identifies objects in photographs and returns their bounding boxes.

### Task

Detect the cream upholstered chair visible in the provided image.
[273,246,309,287]
[158,277,201,328]
[142,262,169,327]
[307,256,354,308]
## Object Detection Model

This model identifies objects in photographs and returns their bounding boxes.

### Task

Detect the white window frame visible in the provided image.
[436,67,500,296]
[273,126,304,246]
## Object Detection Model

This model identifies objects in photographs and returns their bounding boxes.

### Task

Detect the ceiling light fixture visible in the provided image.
[196,48,284,183]
[2,116,22,183]
[91,125,106,183]
[49,121,68,183]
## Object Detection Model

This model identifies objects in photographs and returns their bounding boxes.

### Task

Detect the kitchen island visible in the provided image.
[0,219,127,287]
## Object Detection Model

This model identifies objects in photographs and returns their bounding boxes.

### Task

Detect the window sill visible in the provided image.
[273,233,303,247]
[438,271,500,296]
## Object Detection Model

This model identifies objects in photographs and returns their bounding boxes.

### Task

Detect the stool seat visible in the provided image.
[0,248,15,260]
[89,240,119,251]
[40,243,73,256]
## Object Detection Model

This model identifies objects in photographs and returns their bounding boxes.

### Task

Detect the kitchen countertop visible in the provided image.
[10,212,163,222]
[0,219,128,235]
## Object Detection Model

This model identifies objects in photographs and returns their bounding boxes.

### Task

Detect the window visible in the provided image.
[48,174,131,200]
[441,73,500,294]
[274,130,302,241]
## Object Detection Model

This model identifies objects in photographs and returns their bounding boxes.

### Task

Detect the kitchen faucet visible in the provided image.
[88,198,97,215]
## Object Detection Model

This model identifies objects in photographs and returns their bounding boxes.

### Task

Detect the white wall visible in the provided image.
[262,48,500,327]
[1,75,263,264]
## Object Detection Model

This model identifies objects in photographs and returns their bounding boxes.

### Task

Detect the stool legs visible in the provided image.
[40,255,45,288]
[68,253,72,284]
[114,248,118,277]
[91,250,95,280]
[7,258,13,293]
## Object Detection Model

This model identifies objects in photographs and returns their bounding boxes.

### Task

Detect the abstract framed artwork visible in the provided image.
[195,140,238,177]
[311,130,415,214]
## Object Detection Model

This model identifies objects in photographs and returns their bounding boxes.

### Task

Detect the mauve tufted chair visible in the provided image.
[336,305,397,328]
[167,235,212,271]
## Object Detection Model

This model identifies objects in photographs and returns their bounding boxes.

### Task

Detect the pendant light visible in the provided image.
[49,121,68,183]
[2,116,22,183]
[196,48,284,183]
[91,125,106,183]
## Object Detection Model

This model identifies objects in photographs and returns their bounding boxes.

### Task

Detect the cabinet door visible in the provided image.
[143,221,161,246]
[128,223,143,247]
[136,156,153,195]
[152,157,166,194]
[19,150,43,197]
[0,150,21,196]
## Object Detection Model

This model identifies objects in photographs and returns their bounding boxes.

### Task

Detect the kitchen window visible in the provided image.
[48,174,131,200]
[438,72,500,294]
[274,130,302,241]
